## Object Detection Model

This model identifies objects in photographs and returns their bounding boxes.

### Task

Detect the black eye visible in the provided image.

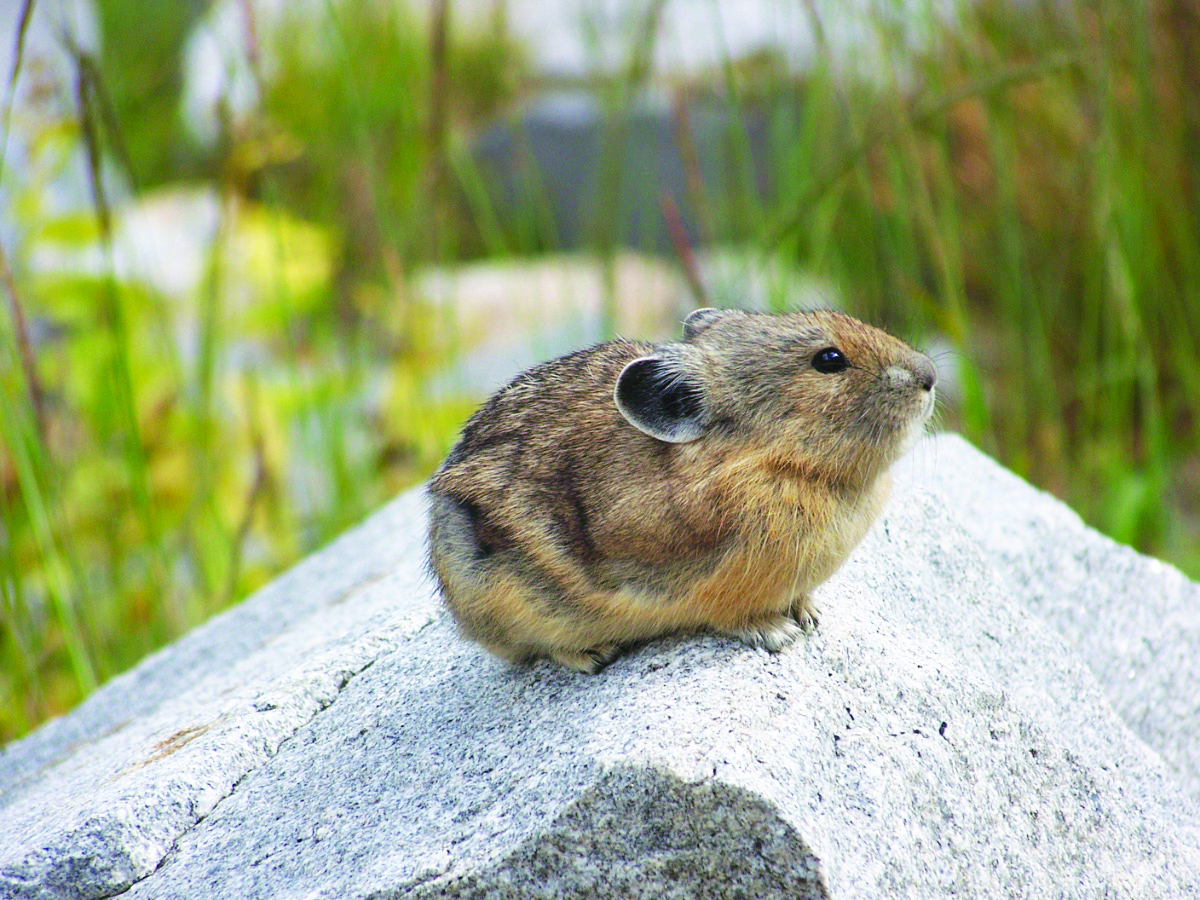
[812,347,849,374]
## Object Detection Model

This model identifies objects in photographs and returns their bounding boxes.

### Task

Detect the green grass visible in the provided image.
[1,0,1197,741]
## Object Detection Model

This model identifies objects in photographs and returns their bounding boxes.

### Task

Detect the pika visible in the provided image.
[427,307,937,672]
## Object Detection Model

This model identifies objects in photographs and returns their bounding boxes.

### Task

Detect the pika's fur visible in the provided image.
[428,308,937,672]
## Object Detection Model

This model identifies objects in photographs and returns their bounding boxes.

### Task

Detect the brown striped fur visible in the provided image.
[428,308,936,672]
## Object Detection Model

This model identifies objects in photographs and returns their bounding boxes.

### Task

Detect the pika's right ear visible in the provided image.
[614,356,707,443]
[682,307,725,340]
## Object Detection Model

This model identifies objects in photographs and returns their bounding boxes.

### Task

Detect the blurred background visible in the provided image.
[1,0,1197,741]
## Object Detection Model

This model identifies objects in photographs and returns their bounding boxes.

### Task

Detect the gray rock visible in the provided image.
[2,434,1198,899]
[897,436,1200,801]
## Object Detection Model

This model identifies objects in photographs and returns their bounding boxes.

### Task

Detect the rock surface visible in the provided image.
[896,442,1200,801]
[1,434,1198,899]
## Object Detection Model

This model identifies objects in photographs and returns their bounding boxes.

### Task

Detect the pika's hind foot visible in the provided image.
[788,595,820,634]
[550,644,621,674]
[720,614,805,653]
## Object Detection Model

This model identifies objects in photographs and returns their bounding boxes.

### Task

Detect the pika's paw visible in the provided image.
[721,615,806,653]
[550,644,621,674]
[788,596,820,634]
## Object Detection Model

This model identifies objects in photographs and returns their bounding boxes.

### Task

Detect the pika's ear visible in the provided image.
[614,356,707,443]
[682,307,725,340]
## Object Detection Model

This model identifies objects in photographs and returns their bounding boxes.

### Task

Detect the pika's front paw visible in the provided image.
[720,614,805,653]
[550,644,621,674]
[788,595,820,634]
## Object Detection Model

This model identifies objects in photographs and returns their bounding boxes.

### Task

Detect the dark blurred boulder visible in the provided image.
[470,91,780,253]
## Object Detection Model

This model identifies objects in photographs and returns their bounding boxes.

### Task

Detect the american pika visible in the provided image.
[428,308,937,672]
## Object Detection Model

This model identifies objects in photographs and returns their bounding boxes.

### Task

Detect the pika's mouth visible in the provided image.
[920,386,936,419]
[901,389,936,447]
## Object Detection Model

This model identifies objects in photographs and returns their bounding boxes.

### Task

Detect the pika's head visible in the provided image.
[614,308,937,483]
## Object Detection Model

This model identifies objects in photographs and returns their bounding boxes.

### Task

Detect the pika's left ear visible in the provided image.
[614,355,708,443]
[682,308,725,340]
[682,306,749,340]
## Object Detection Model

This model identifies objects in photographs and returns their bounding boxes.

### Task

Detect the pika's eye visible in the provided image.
[811,347,849,374]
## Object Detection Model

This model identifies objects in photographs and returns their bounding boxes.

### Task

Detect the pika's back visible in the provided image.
[429,338,690,600]
[436,339,651,484]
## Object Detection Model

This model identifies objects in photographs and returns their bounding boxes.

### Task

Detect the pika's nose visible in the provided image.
[915,356,938,392]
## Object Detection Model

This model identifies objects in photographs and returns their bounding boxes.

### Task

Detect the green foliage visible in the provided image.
[95,0,211,186]
[790,0,1200,566]
[256,0,523,277]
